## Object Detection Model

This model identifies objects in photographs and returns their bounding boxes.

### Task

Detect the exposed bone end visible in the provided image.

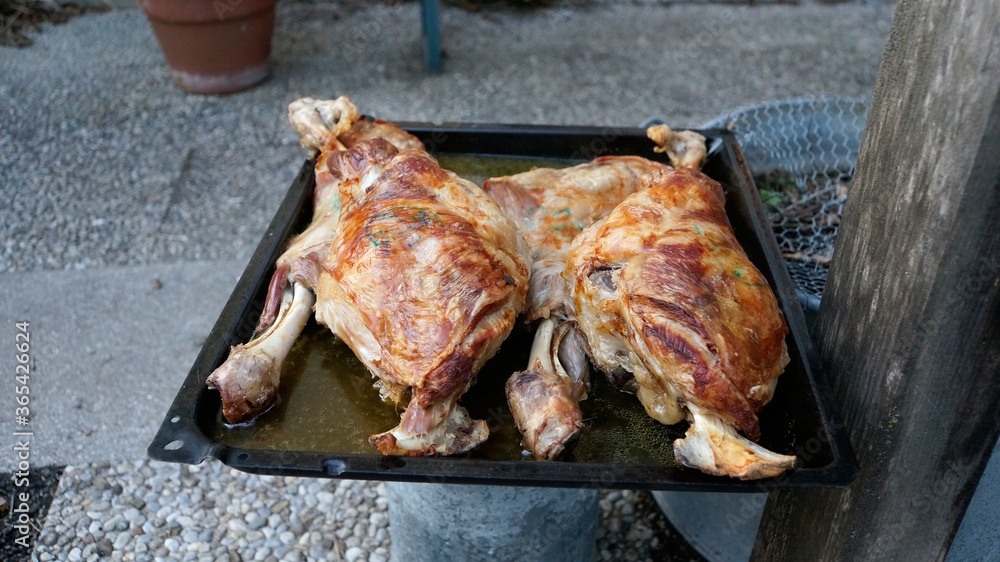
[673,405,797,480]
[207,345,280,424]
[506,369,585,461]
[288,96,359,152]
[369,404,488,456]
[208,283,314,425]
[646,124,708,170]
[505,319,587,461]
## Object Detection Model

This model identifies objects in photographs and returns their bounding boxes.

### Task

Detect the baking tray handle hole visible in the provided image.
[164,440,184,451]
[324,460,348,476]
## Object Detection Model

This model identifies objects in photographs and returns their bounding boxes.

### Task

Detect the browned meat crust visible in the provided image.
[566,167,789,441]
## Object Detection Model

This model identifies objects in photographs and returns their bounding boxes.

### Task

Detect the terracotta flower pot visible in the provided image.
[138,0,277,95]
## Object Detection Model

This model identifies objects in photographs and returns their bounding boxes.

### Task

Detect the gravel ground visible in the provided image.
[37,461,392,562]
[33,460,705,562]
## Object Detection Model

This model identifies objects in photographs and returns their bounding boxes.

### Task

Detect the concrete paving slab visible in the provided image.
[0,259,247,470]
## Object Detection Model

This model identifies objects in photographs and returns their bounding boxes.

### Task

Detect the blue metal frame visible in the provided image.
[421,0,443,72]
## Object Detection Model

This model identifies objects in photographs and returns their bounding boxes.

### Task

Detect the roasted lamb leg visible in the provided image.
[564,126,797,479]
[314,144,529,456]
[484,154,673,459]
[208,97,423,424]
[211,97,529,457]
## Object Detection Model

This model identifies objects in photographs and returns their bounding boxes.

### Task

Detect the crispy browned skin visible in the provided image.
[566,167,789,442]
[315,147,529,456]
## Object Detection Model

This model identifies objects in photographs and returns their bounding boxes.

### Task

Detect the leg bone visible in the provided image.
[673,403,797,480]
[506,319,588,461]
[207,281,315,424]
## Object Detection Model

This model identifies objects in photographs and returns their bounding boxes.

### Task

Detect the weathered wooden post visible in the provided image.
[751,0,1000,559]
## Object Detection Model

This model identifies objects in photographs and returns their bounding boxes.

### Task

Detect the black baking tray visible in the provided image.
[148,124,857,491]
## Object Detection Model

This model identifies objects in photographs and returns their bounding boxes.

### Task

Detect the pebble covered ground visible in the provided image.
[32,459,705,562]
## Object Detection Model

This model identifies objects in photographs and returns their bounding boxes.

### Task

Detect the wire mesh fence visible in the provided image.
[701,97,869,310]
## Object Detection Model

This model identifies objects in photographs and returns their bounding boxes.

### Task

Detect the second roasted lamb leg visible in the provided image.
[485,150,679,460]
[564,127,797,479]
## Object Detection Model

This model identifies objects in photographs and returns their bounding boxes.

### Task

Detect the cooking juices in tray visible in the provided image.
[213,321,685,465]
